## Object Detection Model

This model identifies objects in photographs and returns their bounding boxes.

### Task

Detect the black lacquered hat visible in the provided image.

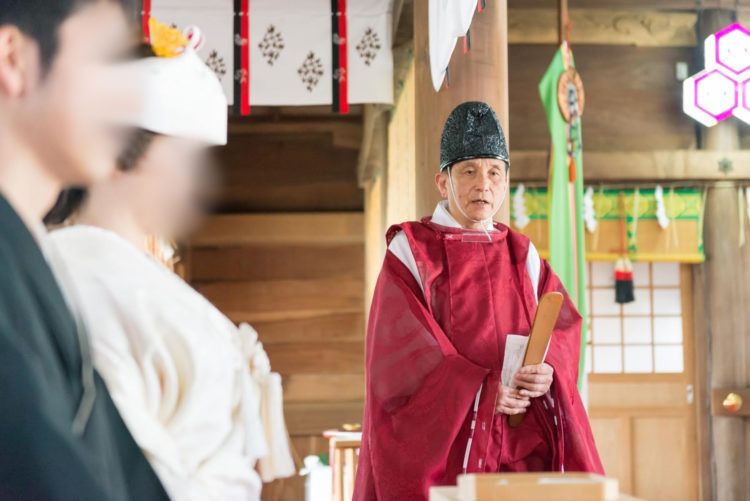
[439,101,509,171]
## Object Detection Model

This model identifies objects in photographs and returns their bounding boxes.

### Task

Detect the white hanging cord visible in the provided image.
[655,185,670,229]
[513,183,530,230]
[583,186,597,233]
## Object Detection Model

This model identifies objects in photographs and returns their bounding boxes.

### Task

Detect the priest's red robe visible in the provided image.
[353,218,603,501]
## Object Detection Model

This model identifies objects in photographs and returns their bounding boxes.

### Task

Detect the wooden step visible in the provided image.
[253,312,364,345]
[266,341,364,375]
[283,374,365,403]
[191,243,364,281]
[284,401,364,436]
[195,278,364,318]
[192,213,364,247]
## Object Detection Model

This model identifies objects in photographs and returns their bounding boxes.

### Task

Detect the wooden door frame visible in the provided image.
[586,263,701,500]
[691,262,715,501]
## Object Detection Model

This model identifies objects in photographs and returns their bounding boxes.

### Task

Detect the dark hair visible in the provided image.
[0,0,137,72]
[44,128,157,225]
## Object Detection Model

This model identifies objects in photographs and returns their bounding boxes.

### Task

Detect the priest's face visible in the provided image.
[436,157,509,227]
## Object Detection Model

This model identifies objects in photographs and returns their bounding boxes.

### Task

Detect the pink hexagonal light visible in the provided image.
[732,78,750,124]
[715,23,750,75]
[695,69,737,120]
[687,22,750,127]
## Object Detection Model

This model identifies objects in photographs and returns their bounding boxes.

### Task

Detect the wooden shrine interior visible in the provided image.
[177,2,750,500]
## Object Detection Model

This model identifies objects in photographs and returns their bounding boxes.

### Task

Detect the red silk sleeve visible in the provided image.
[537,259,604,474]
[354,252,489,500]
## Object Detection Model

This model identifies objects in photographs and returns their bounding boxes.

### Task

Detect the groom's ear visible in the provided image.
[0,27,36,99]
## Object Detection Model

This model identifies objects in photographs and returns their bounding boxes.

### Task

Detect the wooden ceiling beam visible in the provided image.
[511,150,750,181]
[227,119,362,150]
[509,9,697,46]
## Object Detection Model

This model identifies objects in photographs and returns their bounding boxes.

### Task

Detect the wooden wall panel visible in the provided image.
[589,417,632,493]
[283,374,365,403]
[192,213,363,247]
[195,277,363,323]
[188,213,366,462]
[250,313,364,345]
[191,244,364,282]
[508,44,696,152]
[264,342,364,375]
[632,417,696,501]
[215,131,363,212]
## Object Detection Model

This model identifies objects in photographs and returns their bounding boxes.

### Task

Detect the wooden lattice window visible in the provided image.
[585,262,685,374]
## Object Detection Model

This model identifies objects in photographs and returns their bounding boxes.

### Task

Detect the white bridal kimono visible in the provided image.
[47,225,295,501]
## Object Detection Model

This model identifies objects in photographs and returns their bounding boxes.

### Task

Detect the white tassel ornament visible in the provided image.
[584,186,597,233]
[655,185,670,229]
[512,184,530,229]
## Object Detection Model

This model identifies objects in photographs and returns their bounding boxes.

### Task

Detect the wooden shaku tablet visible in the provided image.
[508,291,564,428]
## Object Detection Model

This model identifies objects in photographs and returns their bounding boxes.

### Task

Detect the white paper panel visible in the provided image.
[624,345,653,373]
[653,316,683,344]
[653,288,682,315]
[594,346,623,373]
[592,289,620,315]
[654,345,684,373]
[632,261,651,286]
[652,262,680,286]
[623,317,652,344]
[623,289,651,315]
[592,317,621,345]
[591,261,614,287]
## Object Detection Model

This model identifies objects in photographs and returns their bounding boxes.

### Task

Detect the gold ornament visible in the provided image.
[723,392,743,413]
[149,17,188,58]
[557,68,585,122]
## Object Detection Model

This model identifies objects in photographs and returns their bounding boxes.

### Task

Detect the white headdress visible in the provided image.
[125,20,228,146]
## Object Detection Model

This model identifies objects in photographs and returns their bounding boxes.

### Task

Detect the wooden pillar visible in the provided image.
[413,0,510,223]
[694,10,749,501]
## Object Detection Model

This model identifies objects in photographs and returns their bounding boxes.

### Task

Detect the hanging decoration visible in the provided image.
[509,186,706,263]
[654,185,670,229]
[234,0,250,115]
[331,0,348,113]
[614,191,635,304]
[428,0,478,91]
[683,22,750,127]
[583,186,597,233]
[512,183,530,230]
[144,0,393,114]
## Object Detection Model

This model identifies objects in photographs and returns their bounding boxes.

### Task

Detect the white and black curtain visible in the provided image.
[141,0,393,114]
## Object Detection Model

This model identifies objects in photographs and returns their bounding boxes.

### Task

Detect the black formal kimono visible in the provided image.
[0,194,169,501]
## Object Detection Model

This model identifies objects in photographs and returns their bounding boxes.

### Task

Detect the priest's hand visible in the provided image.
[495,384,531,415]
[513,363,554,398]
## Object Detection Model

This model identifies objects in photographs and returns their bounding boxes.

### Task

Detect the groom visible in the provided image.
[0,1,168,499]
